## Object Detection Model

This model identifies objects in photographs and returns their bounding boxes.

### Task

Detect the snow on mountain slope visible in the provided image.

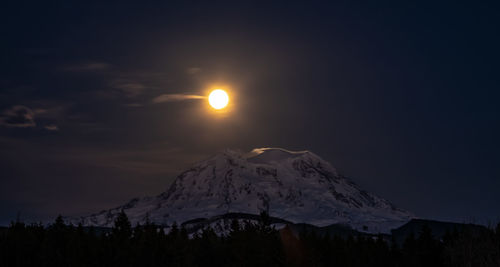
[73,148,413,233]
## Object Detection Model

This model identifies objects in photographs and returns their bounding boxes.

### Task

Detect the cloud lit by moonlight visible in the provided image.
[152,94,205,103]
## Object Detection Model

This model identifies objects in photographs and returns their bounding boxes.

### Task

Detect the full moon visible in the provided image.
[208,89,229,110]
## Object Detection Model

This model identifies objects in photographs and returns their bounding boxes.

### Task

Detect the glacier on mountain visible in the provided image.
[73,148,413,233]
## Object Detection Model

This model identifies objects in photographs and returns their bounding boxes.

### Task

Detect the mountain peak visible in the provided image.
[74,147,413,234]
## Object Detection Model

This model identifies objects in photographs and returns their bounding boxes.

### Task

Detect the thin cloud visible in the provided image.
[32,104,68,119]
[0,105,36,128]
[152,94,205,103]
[64,62,111,72]
[44,124,59,131]
[186,67,201,74]
[125,103,144,108]
[112,82,145,98]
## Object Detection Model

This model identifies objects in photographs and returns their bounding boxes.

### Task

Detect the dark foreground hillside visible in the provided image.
[1,212,499,267]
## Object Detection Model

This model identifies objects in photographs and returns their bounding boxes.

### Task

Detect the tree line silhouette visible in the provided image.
[0,211,499,266]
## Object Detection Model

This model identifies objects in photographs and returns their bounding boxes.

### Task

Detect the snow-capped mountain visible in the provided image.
[73,148,413,233]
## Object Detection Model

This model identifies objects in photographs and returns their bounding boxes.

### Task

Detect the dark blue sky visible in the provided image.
[1,1,499,225]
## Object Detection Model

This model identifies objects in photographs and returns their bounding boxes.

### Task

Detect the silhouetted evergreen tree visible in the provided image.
[1,214,500,266]
[416,225,442,267]
[108,210,133,266]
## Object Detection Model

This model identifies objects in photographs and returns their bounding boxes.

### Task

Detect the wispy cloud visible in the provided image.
[152,94,205,103]
[0,105,65,130]
[111,82,145,98]
[44,124,59,131]
[32,104,68,119]
[124,103,144,108]
[63,62,111,72]
[186,67,201,74]
[0,105,36,128]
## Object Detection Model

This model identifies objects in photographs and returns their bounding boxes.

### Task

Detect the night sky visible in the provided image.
[1,2,499,226]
